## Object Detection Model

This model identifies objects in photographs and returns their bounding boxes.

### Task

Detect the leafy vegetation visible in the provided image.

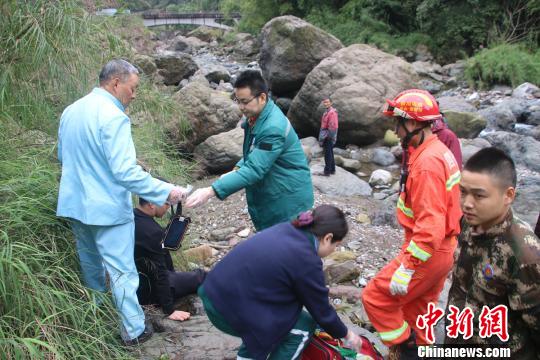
[464,44,540,88]
[0,0,191,357]
[219,0,539,65]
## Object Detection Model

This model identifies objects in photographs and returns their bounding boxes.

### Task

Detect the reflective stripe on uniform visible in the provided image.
[446,171,461,191]
[397,197,414,218]
[378,321,409,342]
[406,240,432,262]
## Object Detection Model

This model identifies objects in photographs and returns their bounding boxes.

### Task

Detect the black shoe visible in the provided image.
[398,331,419,360]
[123,325,154,346]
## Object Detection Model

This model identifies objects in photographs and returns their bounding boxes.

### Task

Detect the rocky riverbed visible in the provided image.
[123,16,540,360]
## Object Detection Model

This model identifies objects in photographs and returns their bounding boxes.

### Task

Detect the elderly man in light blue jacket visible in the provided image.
[57,59,188,345]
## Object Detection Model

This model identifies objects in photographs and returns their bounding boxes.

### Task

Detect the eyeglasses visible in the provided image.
[232,94,259,106]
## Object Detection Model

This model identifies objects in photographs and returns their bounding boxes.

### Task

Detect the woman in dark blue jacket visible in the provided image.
[198,205,363,359]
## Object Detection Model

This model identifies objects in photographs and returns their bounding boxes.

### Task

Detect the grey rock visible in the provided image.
[311,163,372,196]
[460,138,491,163]
[275,97,293,114]
[168,79,242,151]
[371,148,396,166]
[482,131,540,172]
[154,54,199,86]
[193,127,244,174]
[437,96,477,113]
[204,65,231,84]
[324,260,361,284]
[514,173,540,228]
[259,16,343,96]
[210,227,237,241]
[512,82,540,100]
[444,111,487,138]
[133,54,157,75]
[288,44,417,146]
[369,169,393,186]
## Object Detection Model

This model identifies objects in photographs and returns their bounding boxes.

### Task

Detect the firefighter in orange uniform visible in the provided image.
[361,89,462,358]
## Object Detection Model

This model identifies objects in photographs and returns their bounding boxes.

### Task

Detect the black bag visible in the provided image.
[162,203,191,251]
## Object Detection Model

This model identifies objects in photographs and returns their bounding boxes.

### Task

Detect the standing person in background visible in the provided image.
[318,96,338,176]
[432,113,463,170]
[185,70,313,231]
[198,205,364,359]
[56,59,188,346]
[362,89,462,358]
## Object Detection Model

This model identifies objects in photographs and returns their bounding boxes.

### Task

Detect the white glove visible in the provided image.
[344,330,363,352]
[185,186,215,208]
[389,264,415,296]
[167,185,192,205]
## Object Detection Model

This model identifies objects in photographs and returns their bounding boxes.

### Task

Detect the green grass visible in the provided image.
[465,43,540,89]
[0,0,192,358]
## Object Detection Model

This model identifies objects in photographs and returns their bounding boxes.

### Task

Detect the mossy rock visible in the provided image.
[444,111,487,138]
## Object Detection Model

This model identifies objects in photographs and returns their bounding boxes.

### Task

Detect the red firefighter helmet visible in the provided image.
[383,89,442,122]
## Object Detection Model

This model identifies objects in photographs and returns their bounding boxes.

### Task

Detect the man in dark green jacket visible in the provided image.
[185,70,313,231]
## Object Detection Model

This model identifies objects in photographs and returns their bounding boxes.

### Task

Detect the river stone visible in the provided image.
[369,169,393,186]
[311,163,372,196]
[444,111,487,138]
[204,64,231,84]
[300,136,324,158]
[460,138,491,163]
[154,54,199,86]
[193,127,244,174]
[288,44,417,146]
[481,131,540,172]
[437,95,477,113]
[259,16,343,96]
[169,78,242,151]
[324,260,361,284]
[514,173,540,228]
[371,148,395,166]
[512,82,540,100]
[187,26,223,43]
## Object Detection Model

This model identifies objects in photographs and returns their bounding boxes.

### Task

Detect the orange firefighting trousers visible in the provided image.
[361,237,456,346]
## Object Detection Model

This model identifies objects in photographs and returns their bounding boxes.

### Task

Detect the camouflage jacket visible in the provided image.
[445,210,540,359]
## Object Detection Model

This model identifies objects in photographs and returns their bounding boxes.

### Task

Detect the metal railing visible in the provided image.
[141,11,241,20]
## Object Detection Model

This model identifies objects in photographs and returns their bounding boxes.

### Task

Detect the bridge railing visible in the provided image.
[141,11,241,20]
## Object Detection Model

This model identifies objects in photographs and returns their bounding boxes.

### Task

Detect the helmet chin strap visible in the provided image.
[397,118,430,194]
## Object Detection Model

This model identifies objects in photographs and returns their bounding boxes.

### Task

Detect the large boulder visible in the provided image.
[232,33,260,59]
[259,16,343,96]
[512,82,540,100]
[187,26,223,43]
[444,111,487,138]
[288,44,418,146]
[168,35,208,53]
[481,131,540,172]
[168,78,242,151]
[154,54,199,86]
[310,163,372,196]
[133,54,157,75]
[193,127,244,174]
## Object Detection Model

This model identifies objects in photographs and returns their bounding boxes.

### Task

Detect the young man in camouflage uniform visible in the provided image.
[445,147,540,359]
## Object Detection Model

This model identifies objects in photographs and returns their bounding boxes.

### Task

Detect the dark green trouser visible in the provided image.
[198,286,316,359]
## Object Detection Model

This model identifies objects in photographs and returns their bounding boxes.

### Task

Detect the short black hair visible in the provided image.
[464,147,517,188]
[292,205,348,242]
[233,70,268,96]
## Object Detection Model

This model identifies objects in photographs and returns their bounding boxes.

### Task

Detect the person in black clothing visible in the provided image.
[134,197,206,321]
